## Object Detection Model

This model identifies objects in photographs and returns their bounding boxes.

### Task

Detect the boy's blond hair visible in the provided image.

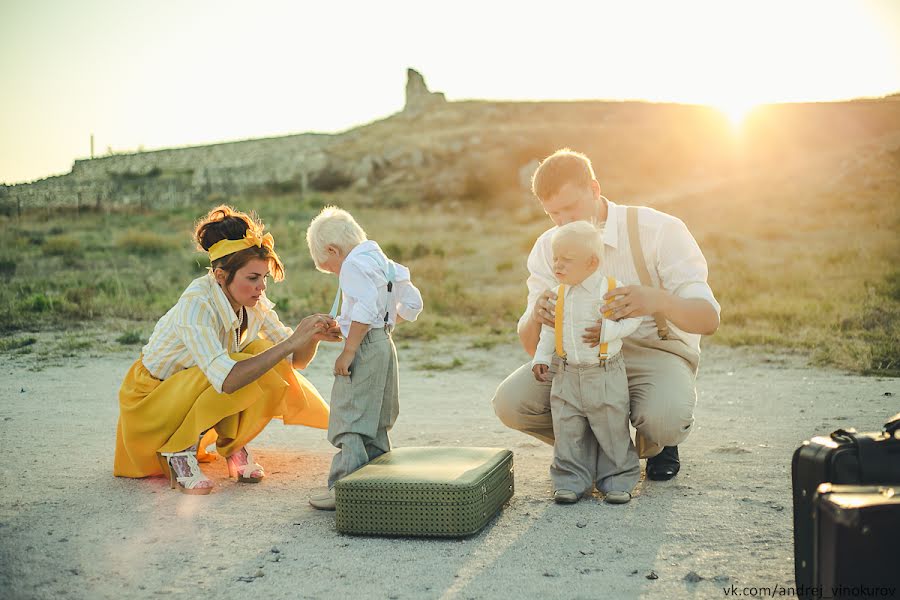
[306,206,368,272]
[551,221,604,259]
[531,148,596,202]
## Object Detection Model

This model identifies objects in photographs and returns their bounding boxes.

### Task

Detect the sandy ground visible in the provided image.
[1,339,898,600]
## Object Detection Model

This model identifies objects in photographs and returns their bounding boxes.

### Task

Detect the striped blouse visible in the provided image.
[141,273,293,393]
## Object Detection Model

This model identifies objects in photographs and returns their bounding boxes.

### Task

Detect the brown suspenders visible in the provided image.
[626,206,670,340]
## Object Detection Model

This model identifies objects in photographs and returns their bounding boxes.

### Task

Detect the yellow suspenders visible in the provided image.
[554,276,617,362]
[554,284,567,358]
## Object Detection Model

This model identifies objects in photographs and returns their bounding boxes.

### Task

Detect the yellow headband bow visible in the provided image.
[208,229,278,264]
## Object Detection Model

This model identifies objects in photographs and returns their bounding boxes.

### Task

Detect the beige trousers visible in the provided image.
[550,353,639,496]
[492,337,699,459]
[327,328,399,488]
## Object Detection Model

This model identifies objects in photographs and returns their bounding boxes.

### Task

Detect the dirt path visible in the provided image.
[1,340,897,600]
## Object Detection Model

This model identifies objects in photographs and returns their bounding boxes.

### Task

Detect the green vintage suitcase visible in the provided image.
[334,447,514,537]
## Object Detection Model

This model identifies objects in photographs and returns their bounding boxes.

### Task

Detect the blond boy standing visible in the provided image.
[532,221,642,504]
[306,207,423,510]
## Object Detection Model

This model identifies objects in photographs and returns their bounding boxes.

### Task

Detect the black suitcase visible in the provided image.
[791,412,900,598]
[813,484,900,594]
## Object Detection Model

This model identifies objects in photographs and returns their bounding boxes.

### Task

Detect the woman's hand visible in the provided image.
[334,349,355,376]
[289,314,334,349]
[314,321,343,343]
[531,289,557,327]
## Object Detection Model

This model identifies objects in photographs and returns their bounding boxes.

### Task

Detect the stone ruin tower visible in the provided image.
[403,68,446,115]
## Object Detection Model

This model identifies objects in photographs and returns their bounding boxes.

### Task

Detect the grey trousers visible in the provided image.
[550,353,639,496]
[493,337,699,459]
[327,328,399,488]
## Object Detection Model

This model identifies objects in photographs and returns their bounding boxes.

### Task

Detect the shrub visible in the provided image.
[0,337,36,351]
[116,230,177,256]
[21,293,52,313]
[0,259,16,276]
[116,330,144,345]
[42,235,82,256]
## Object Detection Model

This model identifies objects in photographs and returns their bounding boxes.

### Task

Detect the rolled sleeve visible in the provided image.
[599,316,643,343]
[656,218,721,317]
[520,232,557,331]
[532,325,555,367]
[177,303,236,394]
[395,279,424,322]
[676,282,721,316]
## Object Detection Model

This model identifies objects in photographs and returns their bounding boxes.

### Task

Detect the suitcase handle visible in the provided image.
[830,425,898,483]
[886,412,900,435]
[830,428,856,443]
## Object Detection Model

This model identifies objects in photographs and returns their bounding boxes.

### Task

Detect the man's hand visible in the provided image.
[532,363,551,382]
[601,285,669,320]
[531,289,558,327]
[334,349,355,376]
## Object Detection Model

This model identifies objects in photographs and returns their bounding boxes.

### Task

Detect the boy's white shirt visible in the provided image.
[519,199,721,355]
[533,270,642,367]
[337,240,423,338]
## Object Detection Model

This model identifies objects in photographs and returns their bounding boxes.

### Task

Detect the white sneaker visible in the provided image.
[309,489,336,511]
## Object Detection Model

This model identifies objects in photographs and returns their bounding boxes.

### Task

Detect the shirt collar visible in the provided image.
[206,272,240,329]
[346,240,379,261]
[574,268,606,294]
[601,197,620,249]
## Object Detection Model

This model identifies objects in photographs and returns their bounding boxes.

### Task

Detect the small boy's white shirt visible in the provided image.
[533,270,642,367]
[337,240,423,338]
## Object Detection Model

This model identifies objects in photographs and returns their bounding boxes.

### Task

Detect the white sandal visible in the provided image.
[226,447,265,483]
[159,446,213,495]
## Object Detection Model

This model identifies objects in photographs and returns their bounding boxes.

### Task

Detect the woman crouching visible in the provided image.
[113,205,341,494]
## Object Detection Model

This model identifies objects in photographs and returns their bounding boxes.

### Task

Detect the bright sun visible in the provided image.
[714,98,760,128]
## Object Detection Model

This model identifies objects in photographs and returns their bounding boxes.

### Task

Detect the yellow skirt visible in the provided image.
[113,338,329,478]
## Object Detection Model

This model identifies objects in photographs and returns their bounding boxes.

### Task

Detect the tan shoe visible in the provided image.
[309,489,336,511]
[553,489,579,504]
[604,491,632,504]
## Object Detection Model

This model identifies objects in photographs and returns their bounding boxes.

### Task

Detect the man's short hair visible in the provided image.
[306,206,368,271]
[531,148,596,202]
[551,220,604,258]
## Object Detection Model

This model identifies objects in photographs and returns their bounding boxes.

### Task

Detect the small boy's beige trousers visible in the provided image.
[550,353,639,496]
[327,328,399,488]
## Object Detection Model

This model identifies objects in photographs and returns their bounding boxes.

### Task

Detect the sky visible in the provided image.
[1,0,899,185]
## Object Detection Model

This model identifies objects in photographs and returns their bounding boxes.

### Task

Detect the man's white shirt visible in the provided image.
[533,271,642,367]
[519,199,721,355]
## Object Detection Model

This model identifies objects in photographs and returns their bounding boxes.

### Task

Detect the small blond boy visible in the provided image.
[306,206,423,510]
[532,221,642,504]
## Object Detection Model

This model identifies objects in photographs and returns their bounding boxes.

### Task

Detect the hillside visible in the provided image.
[2,70,899,214]
[0,71,898,374]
